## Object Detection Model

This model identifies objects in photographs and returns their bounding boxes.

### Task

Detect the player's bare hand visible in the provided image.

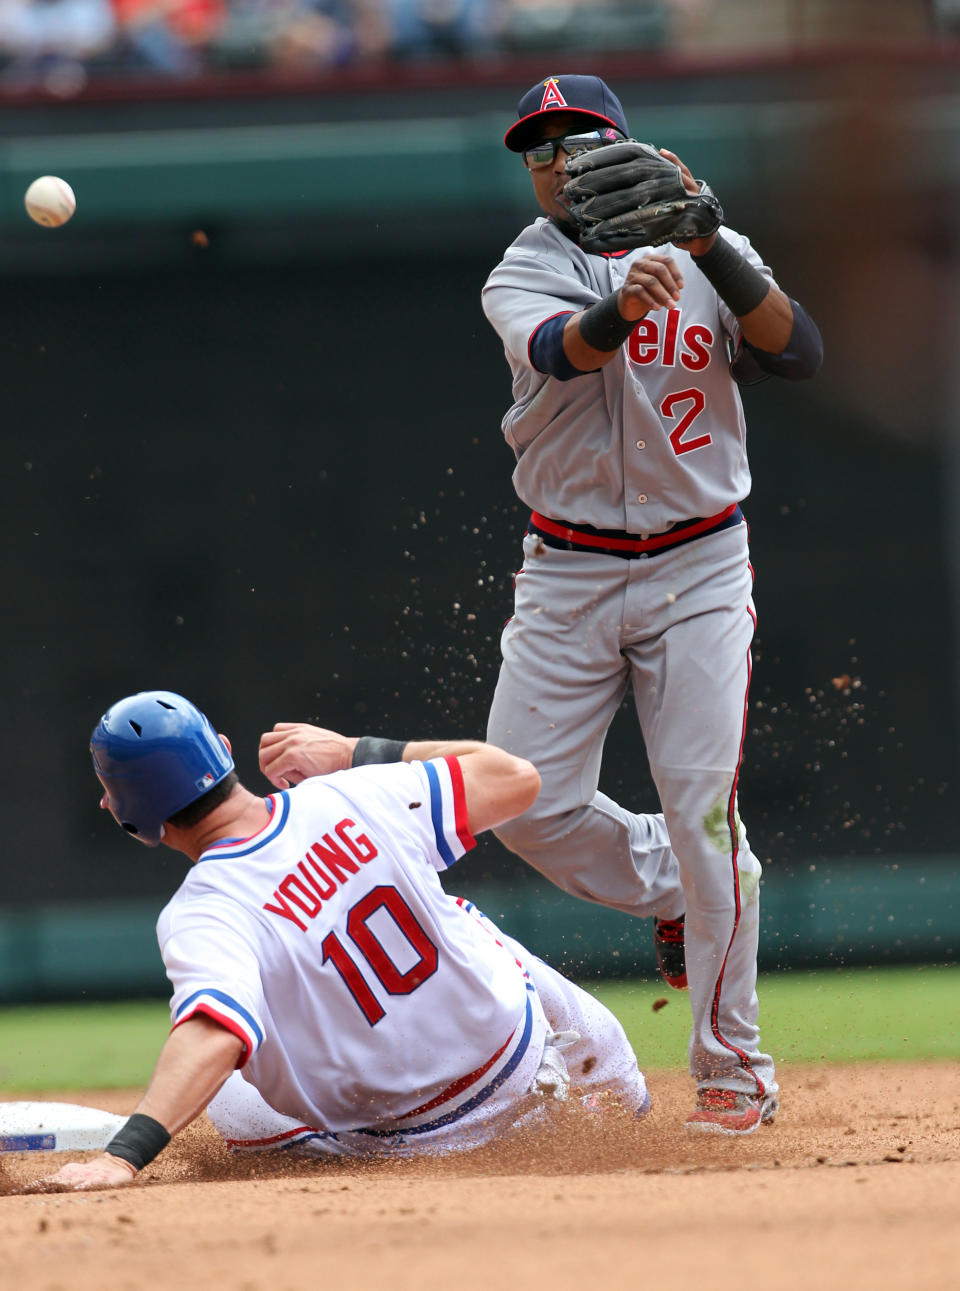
[659,148,698,196]
[258,723,358,788]
[27,1153,138,1193]
[618,254,684,319]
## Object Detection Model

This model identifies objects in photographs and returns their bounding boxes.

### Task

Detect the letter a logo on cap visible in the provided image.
[540,78,568,111]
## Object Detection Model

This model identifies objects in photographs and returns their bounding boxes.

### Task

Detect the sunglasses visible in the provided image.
[522,130,623,170]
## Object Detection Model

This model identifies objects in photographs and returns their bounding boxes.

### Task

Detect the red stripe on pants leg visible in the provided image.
[708,605,765,1098]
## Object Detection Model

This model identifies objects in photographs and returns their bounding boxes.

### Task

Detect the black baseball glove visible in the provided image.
[562,141,723,253]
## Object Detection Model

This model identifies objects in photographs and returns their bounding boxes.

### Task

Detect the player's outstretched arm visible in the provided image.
[35,1016,243,1192]
[259,722,539,834]
[403,740,541,835]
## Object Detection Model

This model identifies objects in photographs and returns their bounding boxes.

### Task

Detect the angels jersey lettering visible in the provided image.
[482,223,778,533]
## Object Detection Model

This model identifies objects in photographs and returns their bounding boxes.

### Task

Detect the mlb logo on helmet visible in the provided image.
[504,74,630,152]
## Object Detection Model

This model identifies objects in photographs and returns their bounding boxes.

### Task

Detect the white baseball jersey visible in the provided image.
[481,220,778,533]
[156,758,538,1138]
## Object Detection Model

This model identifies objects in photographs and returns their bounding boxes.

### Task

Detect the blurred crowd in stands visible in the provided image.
[0,0,671,89]
[0,0,956,92]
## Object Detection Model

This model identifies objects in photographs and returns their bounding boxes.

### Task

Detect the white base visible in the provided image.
[0,1101,127,1152]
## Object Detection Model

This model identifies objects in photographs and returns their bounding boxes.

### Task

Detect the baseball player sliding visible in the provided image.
[482,75,823,1134]
[39,691,648,1191]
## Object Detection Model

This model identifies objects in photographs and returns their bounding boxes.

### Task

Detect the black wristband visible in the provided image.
[578,291,636,352]
[352,736,407,767]
[105,1113,171,1172]
[691,237,770,317]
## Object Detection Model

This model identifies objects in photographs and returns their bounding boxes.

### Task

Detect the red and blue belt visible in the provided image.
[528,503,743,560]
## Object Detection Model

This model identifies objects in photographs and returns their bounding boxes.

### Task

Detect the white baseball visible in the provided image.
[24,175,76,228]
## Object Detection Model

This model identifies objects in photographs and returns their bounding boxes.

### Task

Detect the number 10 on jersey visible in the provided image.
[321,885,439,1025]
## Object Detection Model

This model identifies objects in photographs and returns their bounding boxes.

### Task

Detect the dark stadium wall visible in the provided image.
[0,250,954,909]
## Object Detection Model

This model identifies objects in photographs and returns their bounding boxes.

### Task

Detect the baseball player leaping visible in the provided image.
[39,692,649,1192]
[481,75,823,1134]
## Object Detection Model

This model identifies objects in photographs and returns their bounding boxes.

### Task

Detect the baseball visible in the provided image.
[24,175,76,228]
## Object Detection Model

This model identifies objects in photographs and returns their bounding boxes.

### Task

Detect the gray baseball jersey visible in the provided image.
[481,219,779,1108]
[482,221,774,533]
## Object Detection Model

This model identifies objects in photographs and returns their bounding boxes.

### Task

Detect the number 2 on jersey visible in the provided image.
[321,885,439,1026]
[661,387,711,456]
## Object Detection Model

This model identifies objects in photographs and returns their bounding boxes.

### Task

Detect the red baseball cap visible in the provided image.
[504,74,630,153]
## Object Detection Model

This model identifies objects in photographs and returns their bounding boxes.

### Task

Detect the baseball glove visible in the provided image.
[562,140,724,253]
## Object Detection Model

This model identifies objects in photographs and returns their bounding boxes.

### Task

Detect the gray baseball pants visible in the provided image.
[486,520,777,1099]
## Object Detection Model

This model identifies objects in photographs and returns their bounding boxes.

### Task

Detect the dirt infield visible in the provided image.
[2,1061,957,1291]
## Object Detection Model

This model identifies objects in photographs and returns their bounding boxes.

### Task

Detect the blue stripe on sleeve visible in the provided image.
[423,759,456,869]
[530,312,588,381]
[175,987,264,1047]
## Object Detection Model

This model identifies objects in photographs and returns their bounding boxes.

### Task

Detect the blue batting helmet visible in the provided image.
[90,690,235,846]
